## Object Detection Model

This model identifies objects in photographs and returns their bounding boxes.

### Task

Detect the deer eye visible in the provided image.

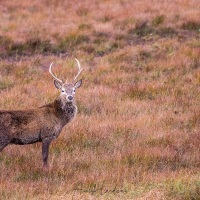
[62,90,65,93]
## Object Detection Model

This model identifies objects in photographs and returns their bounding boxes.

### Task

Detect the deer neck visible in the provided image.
[53,96,77,124]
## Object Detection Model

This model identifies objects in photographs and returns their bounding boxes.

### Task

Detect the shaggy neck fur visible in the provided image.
[52,95,77,125]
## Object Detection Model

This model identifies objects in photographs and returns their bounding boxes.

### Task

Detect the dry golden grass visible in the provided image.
[0,0,199,199]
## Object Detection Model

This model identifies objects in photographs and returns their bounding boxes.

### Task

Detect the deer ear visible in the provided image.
[54,80,62,89]
[75,79,82,89]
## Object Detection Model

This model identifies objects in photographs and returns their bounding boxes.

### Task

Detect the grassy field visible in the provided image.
[0,0,199,199]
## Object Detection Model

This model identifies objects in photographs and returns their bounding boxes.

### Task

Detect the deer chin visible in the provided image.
[66,100,73,103]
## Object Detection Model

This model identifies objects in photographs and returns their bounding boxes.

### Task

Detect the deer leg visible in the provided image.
[42,138,51,167]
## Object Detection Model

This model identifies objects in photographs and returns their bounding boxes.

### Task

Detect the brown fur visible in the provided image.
[0,80,82,167]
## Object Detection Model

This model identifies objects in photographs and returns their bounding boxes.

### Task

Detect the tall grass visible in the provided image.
[0,0,199,199]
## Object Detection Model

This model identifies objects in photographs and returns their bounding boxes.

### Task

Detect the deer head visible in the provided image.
[49,58,83,102]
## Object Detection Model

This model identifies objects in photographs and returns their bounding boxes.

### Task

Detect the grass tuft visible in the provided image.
[165,179,200,200]
[0,77,14,90]
[58,32,90,52]
[181,20,200,31]
[152,15,165,26]
[129,21,155,37]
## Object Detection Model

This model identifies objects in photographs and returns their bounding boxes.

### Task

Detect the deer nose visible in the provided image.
[68,96,73,101]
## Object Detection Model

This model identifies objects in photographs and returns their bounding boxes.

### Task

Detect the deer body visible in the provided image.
[0,99,76,145]
[0,59,82,167]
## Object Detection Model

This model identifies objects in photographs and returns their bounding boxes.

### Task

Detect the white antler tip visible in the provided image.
[75,58,83,70]
[73,58,83,81]
[49,62,63,83]
[74,58,80,65]
[49,62,53,71]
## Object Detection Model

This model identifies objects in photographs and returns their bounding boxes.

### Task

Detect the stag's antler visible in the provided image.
[49,62,63,84]
[49,59,82,83]
[73,58,83,82]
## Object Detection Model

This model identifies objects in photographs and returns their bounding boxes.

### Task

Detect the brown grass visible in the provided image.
[0,0,199,199]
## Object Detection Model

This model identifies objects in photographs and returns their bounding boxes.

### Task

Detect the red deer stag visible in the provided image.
[0,59,83,167]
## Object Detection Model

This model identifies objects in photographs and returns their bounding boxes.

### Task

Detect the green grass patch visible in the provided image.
[81,44,95,54]
[78,102,93,116]
[72,160,91,171]
[0,64,15,76]
[129,22,155,37]
[165,179,200,200]
[58,32,90,52]
[128,22,176,38]
[124,85,169,100]
[98,15,113,23]
[95,41,119,57]
[0,32,90,56]
[76,7,89,16]
[145,137,172,148]
[0,77,14,90]
[124,153,190,171]
[181,21,200,31]
[15,170,44,182]
[11,38,52,54]
[93,31,110,44]
[158,27,177,37]
[107,52,135,72]
[152,15,165,26]
[78,23,93,31]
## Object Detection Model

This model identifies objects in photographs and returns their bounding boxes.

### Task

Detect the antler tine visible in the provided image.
[73,58,83,82]
[49,62,63,83]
